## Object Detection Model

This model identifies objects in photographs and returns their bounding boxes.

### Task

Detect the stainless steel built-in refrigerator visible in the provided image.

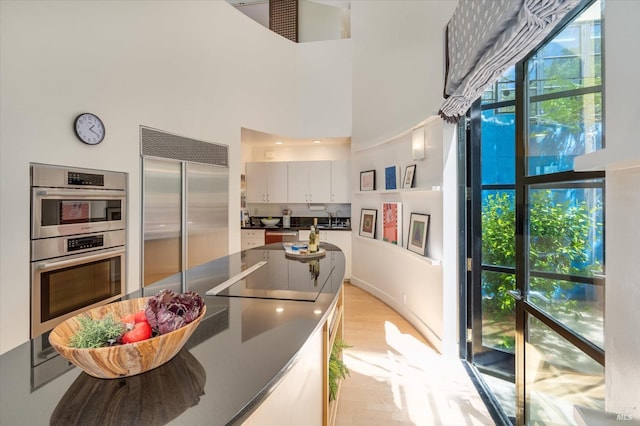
[141,127,229,290]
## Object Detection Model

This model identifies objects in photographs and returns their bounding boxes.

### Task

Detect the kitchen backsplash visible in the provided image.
[246,203,351,219]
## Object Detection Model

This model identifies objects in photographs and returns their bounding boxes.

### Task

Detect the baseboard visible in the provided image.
[349,276,443,354]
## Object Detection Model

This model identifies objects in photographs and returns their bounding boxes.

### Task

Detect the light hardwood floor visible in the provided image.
[335,283,495,426]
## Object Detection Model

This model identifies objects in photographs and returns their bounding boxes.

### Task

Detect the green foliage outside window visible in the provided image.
[481,190,601,322]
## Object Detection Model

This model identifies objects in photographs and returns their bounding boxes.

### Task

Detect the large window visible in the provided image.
[465,1,605,425]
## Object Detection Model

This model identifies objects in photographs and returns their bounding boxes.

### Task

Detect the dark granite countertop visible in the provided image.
[0,243,344,426]
[241,225,352,231]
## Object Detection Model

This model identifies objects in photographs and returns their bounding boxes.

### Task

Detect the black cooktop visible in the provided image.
[206,248,334,302]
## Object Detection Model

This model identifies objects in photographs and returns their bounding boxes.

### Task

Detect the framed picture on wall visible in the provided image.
[403,165,416,189]
[360,170,376,191]
[407,213,430,256]
[385,166,399,190]
[382,202,402,246]
[359,208,377,239]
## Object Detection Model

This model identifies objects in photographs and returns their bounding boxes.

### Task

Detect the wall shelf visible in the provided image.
[354,186,441,195]
[354,235,441,266]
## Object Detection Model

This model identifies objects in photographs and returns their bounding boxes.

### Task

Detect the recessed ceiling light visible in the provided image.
[275,307,284,313]
[275,141,283,145]
[313,140,322,144]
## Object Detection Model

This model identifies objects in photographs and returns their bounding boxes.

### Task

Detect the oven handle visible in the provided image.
[35,188,125,198]
[37,247,125,271]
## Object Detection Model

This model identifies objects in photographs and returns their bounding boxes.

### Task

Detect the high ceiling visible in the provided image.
[242,128,350,147]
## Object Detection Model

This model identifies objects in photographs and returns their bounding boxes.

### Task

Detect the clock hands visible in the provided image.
[89,125,99,136]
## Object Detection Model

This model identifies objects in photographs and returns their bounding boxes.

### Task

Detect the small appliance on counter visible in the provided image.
[282,208,292,228]
[241,208,250,227]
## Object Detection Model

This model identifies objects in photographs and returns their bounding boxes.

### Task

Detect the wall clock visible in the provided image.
[74,113,105,145]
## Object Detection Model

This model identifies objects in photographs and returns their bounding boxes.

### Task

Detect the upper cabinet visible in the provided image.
[247,160,351,204]
[330,160,350,203]
[246,162,288,203]
[288,161,332,203]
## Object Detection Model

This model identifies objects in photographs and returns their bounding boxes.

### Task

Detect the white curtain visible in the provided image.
[439,0,583,122]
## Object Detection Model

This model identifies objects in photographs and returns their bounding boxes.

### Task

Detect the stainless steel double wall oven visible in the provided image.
[30,163,127,337]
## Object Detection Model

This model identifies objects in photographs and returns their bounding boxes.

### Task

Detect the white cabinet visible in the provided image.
[248,161,350,204]
[299,230,351,280]
[330,160,351,203]
[287,161,331,203]
[246,162,288,203]
[241,229,265,250]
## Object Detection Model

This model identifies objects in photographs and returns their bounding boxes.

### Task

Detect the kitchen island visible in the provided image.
[0,243,345,426]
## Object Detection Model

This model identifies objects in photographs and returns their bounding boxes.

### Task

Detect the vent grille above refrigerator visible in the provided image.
[140,126,228,167]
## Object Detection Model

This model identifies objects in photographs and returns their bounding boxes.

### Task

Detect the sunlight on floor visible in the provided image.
[335,284,494,425]
[337,320,494,425]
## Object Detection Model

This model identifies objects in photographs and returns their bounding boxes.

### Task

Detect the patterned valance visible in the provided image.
[439,0,582,123]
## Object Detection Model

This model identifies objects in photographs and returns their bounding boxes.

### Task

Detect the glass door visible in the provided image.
[467,69,518,423]
[463,2,606,424]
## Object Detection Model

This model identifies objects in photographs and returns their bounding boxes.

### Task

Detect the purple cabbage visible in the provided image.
[145,289,204,335]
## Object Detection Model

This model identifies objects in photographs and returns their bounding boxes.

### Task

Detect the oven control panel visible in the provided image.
[67,172,105,186]
[67,235,104,252]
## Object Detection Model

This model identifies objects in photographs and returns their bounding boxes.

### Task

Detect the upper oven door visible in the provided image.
[32,188,126,239]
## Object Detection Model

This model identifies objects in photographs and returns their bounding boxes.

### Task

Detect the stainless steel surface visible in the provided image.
[30,163,127,338]
[140,126,228,167]
[187,162,229,269]
[31,162,127,190]
[143,158,183,287]
[34,247,125,271]
[31,178,126,239]
[31,244,125,337]
[31,229,126,261]
[142,147,229,288]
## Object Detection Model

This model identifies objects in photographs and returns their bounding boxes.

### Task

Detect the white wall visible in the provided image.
[299,0,344,42]
[0,1,351,354]
[249,144,350,163]
[351,1,456,151]
[350,118,449,352]
[572,0,640,418]
[349,1,457,354]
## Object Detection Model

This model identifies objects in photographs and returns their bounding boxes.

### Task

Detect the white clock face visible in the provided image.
[74,113,105,145]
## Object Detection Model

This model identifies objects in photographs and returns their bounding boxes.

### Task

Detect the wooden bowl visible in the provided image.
[49,297,206,379]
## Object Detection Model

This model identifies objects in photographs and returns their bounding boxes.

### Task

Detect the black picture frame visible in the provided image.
[359,208,377,238]
[403,165,416,189]
[360,170,376,191]
[407,213,430,256]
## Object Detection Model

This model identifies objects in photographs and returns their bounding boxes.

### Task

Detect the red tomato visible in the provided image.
[121,321,152,344]
[120,313,136,324]
[134,310,147,323]
[121,310,146,325]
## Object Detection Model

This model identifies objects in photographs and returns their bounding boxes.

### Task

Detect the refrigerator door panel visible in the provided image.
[186,162,229,269]
[143,158,183,287]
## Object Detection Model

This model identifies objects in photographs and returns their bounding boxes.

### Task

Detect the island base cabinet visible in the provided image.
[242,329,323,426]
[324,285,345,425]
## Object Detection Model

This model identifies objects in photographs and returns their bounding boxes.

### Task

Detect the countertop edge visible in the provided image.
[226,286,342,425]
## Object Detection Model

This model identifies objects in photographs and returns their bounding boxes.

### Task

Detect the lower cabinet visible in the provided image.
[242,327,324,425]
[324,286,345,425]
[241,229,265,250]
[241,285,345,426]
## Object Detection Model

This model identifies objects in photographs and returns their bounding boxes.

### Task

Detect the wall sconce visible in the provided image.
[412,126,425,160]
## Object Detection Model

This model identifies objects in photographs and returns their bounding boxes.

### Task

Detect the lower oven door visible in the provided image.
[31,246,125,338]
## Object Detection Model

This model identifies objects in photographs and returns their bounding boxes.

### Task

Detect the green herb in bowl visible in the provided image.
[69,313,125,348]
